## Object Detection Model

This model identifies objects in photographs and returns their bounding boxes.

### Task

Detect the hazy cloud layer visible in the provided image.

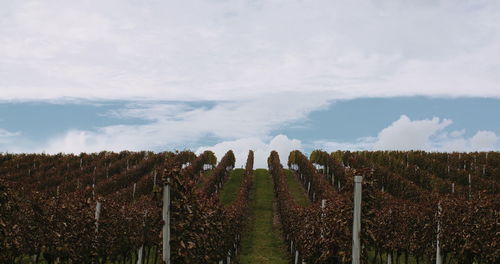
[0,128,19,138]
[0,128,21,147]
[1,0,500,101]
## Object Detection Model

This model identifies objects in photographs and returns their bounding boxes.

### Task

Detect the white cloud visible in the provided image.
[317,115,499,152]
[438,136,467,152]
[36,95,323,155]
[197,135,302,169]
[469,130,498,150]
[373,115,452,150]
[1,0,500,101]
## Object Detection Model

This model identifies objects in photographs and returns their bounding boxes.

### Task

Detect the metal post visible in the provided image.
[153,170,157,188]
[95,201,102,232]
[468,174,472,200]
[436,202,442,264]
[93,201,102,264]
[162,178,171,263]
[321,199,326,238]
[352,176,362,264]
[137,245,144,264]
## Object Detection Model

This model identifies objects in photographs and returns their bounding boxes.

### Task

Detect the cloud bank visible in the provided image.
[318,115,499,152]
[1,0,500,101]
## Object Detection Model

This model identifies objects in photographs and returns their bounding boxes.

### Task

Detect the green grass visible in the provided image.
[366,250,425,264]
[239,169,288,264]
[284,169,310,206]
[220,168,245,205]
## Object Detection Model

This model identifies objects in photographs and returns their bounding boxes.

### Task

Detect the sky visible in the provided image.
[1,0,499,168]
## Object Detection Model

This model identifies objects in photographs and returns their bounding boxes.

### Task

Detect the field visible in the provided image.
[1,150,498,264]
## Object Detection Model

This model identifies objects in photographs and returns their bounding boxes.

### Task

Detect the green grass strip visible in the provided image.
[366,250,422,264]
[220,168,245,205]
[239,169,288,264]
[284,169,310,206]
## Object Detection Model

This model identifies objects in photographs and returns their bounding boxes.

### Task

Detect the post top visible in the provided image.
[354,175,363,182]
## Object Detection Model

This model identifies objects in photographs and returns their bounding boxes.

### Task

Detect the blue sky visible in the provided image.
[1,97,498,167]
[1,0,500,167]
[278,97,500,142]
[2,98,498,145]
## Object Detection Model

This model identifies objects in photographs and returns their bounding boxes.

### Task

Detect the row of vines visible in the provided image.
[270,150,498,264]
[0,149,254,264]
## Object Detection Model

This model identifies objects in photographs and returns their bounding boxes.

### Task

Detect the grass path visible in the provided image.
[238,169,288,264]
[220,168,245,205]
[283,169,310,206]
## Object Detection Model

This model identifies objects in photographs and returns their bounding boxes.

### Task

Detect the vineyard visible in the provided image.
[0,150,498,263]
